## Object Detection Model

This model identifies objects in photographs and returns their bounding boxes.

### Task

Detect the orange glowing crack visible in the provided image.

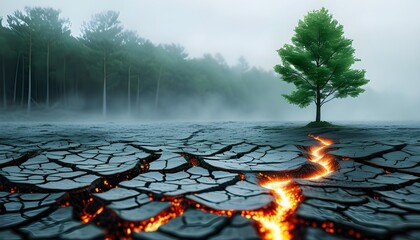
[307,134,334,180]
[242,134,335,240]
[242,181,301,240]
[132,198,185,232]
[81,206,104,224]
[130,135,335,240]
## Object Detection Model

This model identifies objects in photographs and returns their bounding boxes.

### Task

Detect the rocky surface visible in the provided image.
[0,122,419,239]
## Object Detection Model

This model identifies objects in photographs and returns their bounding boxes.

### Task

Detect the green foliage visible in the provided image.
[275,8,369,120]
[0,18,12,55]
[36,7,70,44]
[81,11,123,56]
[7,7,68,44]
[0,6,282,116]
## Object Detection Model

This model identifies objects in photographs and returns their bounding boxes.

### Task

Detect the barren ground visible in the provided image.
[0,122,419,240]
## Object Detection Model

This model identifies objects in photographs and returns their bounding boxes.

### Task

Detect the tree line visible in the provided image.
[0,7,283,118]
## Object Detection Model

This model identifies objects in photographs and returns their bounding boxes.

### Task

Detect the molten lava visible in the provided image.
[127,135,335,240]
[131,198,185,233]
[242,181,301,240]
[241,134,335,240]
[81,205,104,224]
[307,134,334,180]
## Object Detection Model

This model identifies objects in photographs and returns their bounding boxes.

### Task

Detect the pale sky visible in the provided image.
[1,0,419,121]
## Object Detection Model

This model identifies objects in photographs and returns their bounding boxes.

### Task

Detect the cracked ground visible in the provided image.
[0,122,419,240]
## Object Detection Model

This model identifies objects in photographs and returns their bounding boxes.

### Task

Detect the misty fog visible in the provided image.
[0,0,419,122]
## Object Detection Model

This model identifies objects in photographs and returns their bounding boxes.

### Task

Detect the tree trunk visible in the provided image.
[127,64,131,115]
[2,56,6,109]
[63,56,66,106]
[136,74,140,113]
[315,88,321,122]
[21,56,24,106]
[46,43,50,109]
[154,66,162,111]
[75,71,79,98]
[13,54,20,104]
[27,35,32,112]
[102,53,107,117]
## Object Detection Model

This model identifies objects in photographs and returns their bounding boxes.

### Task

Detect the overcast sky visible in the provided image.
[1,0,419,121]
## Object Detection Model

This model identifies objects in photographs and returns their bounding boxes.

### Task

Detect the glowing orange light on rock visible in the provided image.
[144,212,180,232]
[131,198,185,233]
[243,134,335,240]
[190,158,200,166]
[81,206,104,224]
[130,135,335,240]
[307,135,334,180]
[242,180,302,240]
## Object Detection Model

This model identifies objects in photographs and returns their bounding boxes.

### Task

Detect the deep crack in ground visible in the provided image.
[0,122,419,240]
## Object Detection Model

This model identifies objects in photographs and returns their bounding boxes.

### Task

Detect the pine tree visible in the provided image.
[275,8,369,122]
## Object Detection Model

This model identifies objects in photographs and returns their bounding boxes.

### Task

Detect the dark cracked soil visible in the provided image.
[0,122,419,240]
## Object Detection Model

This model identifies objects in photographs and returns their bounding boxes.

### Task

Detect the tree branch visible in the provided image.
[289,69,316,89]
[316,29,321,67]
[320,50,338,66]
[320,79,350,105]
[320,66,337,89]
[321,96,336,106]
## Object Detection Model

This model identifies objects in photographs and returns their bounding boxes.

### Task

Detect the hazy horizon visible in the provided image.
[1,0,419,121]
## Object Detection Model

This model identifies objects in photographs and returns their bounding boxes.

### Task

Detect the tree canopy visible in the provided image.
[0,7,284,119]
[275,7,369,122]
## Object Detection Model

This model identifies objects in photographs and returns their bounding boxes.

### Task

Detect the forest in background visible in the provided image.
[0,7,289,120]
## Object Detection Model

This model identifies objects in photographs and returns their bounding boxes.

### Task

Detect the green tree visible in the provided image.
[37,7,70,109]
[275,8,369,122]
[121,30,143,114]
[81,10,123,117]
[0,18,8,109]
[7,7,38,112]
[133,40,156,113]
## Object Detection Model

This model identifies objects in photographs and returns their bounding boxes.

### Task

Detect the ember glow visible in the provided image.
[81,205,104,224]
[132,198,185,232]
[307,134,334,180]
[243,135,335,240]
[129,135,335,240]
[242,181,301,240]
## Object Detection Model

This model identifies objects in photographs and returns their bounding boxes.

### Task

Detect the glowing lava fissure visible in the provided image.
[240,134,336,240]
[32,135,334,240]
[130,198,186,233]
[241,181,302,240]
[120,135,336,240]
